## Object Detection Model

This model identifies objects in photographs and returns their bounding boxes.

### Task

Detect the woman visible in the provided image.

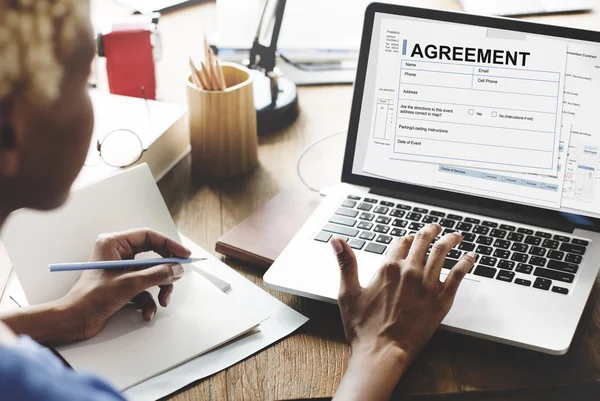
[0,1,475,400]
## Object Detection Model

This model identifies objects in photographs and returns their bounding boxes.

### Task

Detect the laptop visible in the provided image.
[459,0,594,17]
[264,3,600,355]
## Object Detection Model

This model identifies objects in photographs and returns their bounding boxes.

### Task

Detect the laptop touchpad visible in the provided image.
[442,277,480,327]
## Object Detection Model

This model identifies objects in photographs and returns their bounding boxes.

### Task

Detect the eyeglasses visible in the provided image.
[84,129,145,168]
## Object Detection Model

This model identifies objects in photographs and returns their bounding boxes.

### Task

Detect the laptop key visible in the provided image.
[480,256,497,267]
[323,223,359,237]
[511,252,528,262]
[390,209,405,218]
[380,201,394,207]
[456,222,473,231]
[430,211,445,217]
[517,228,534,235]
[496,270,515,282]
[473,226,489,235]
[422,215,439,223]
[465,217,481,224]
[552,286,569,295]
[374,206,389,215]
[482,221,498,228]
[572,239,589,246]
[364,198,378,203]
[547,260,578,274]
[515,278,532,287]
[341,200,357,208]
[554,235,570,242]
[458,242,476,251]
[534,268,574,283]
[439,219,456,228]
[474,265,497,278]
[413,207,428,214]
[498,260,515,270]
[462,233,476,242]
[476,236,493,245]
[376,216,391,224]
[406,213,422,221]
[329,215,357,227]
[511,243,528,253]
[528,246,546,257]
[493,249,510,259]
[529,256,547,267]
[541,239,559,250]
[390,228,407,237]
[349,238,366,250]
[559,243,586,256]
[447,214,463,221]
[448,249,462,259]
[565,253,582,264]
[499,224,516,231]
[533,278,552,290]
[516,263,533,274]
[357,221,373,230]
[314,231,332,243]
[409,222,425,231]
[359,213,375,221]
[336,207,358,218]
[365,242,386,254]
[332,235,349,242]
[347,195,361,200]
[535,231,552,239]
[490,229,507,239]
[507,232,524,242]
[547,250,564,260]
[524,236,541,246]
[475,245,493,255]
[359,231,376,241]
[396,204,411,210]
[494,239,510,249]
[357,203,373,211]
[392,219,408,228]
[374,225,390,234]
[376,235,393,244]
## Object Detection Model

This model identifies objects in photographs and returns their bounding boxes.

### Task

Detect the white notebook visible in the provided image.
[1,164,266,389]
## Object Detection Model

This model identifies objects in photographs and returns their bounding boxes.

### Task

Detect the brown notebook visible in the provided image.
[216,186,322,270]
[216,187,600,398]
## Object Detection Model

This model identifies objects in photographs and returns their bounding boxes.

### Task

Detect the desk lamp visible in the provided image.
[246,0,299,134]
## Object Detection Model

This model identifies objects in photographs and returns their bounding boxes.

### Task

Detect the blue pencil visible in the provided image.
[49,257,206,272]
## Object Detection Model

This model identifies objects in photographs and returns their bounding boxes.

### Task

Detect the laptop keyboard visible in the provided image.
[314,195,591,295]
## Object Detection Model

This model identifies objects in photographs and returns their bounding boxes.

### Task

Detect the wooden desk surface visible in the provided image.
[89,1,600,400]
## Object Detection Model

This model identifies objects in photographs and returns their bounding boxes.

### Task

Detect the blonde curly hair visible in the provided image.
[0,0,90,105]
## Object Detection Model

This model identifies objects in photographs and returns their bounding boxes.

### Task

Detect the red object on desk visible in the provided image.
[101,29,156,100]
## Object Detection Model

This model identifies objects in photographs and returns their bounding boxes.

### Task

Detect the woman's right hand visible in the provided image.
[331,223,476,401]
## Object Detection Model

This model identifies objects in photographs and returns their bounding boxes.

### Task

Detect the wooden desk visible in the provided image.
[92,1,600,400]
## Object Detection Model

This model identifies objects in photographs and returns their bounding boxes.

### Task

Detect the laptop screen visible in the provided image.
[350,8,600,223]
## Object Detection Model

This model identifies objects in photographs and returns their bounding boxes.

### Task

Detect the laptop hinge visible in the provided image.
[370,186,575,233]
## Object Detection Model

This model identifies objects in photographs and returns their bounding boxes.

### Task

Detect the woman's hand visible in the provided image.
[62,228,191,341]
[332,223,476,401]
[0,228,191,346]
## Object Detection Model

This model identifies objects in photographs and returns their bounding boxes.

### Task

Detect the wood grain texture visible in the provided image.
[86,1,600,400]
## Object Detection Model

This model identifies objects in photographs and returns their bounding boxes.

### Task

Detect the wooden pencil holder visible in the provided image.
[186,62,259,179]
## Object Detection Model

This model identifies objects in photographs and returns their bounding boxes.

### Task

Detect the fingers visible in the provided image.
[331,237,362,299]
[158,284,174,307]
[108,228,191,259]
[132,291,157,322]
[124,263,184,294]
[407,224,442,264]
[384,235,414,264]
[423,232,463,285]
[442,252,477,300]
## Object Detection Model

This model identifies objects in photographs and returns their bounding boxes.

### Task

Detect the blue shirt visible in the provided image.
[0,336,126,401]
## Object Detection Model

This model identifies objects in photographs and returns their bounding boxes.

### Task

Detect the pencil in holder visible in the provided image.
[186,62,259,179]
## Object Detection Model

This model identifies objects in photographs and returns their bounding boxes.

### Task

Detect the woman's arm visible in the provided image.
[331,223,476,401]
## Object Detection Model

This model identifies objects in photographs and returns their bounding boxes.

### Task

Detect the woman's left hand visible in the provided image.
[62,228,191,341]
